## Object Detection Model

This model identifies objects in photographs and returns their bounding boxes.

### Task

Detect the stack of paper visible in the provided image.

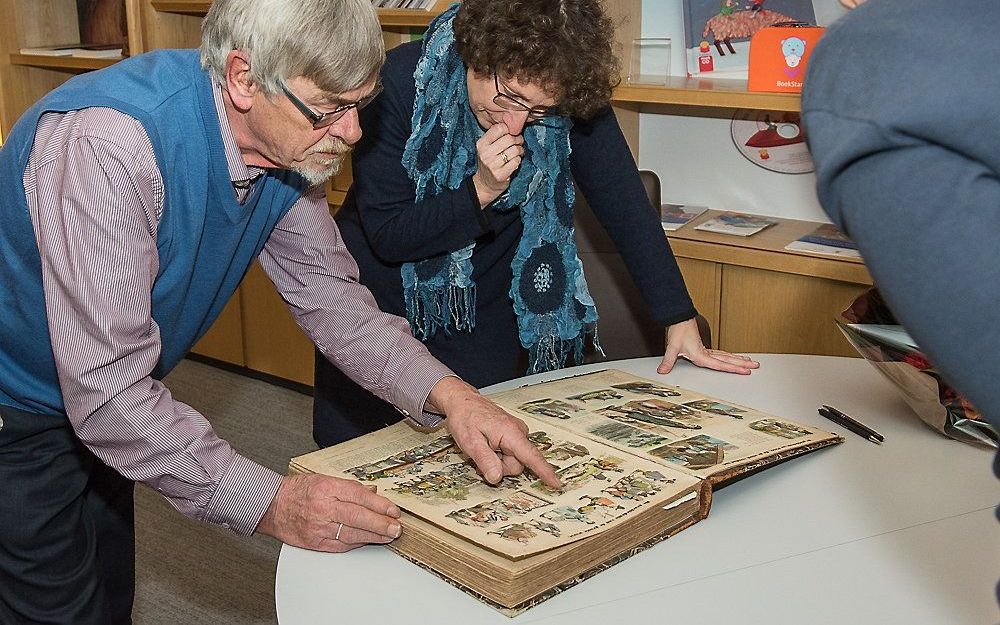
[19,44,122,59]
[784,223,861,258]
[694,212,778,237]
[660,203,708,232]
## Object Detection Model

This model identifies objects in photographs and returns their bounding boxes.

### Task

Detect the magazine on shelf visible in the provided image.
[19,43,122,58]
[784,223,861,258]
[694,212,778,237]
[682,0,817,77]
[660,203,709,231]
[71,47,123,59]
[290,369,840,615]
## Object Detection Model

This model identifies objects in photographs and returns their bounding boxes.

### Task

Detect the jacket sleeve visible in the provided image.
[570,107,697,327]
[803,0,1000,428]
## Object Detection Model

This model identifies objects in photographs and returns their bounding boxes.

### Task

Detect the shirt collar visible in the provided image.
[212,83,266,188]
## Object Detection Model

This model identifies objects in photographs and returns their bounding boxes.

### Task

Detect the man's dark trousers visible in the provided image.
[0,405,135,624]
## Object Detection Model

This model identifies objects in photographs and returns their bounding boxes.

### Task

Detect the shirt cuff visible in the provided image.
[201,454,283,535]
[389,354,456,428]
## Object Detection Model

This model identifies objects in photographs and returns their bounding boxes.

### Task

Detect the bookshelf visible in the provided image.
[0,0,853,385]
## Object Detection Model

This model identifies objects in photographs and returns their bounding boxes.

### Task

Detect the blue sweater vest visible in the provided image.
[0,49,307,415]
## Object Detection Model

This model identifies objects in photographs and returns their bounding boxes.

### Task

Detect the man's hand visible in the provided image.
[471,122,524,207]
[427,376,561,488]
[256,474,401,552]
[658,318,760,375]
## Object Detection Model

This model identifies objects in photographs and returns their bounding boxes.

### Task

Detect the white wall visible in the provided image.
[636,0,851,221]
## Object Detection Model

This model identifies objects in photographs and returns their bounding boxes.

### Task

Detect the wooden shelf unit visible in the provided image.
[613,77,800,112]
[149,0,451,27]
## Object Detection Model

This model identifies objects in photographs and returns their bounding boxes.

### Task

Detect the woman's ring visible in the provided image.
[500,150,509,164]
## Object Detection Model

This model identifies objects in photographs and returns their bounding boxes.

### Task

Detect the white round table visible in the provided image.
[276,355,999,625]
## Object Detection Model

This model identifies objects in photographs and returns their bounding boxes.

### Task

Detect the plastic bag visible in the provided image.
[837,288,997,448]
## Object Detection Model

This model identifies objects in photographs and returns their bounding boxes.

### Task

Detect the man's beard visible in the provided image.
[294,137,352,186]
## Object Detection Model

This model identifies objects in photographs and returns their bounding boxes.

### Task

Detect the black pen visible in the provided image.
[818,405,884,444]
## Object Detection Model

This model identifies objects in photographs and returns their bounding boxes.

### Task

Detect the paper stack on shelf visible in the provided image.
[19,44,82,56]
[784,223,861,259]
[694,212,777,237]
[72,46,123,59]
[660,203,708,232]
[19,43,122,59]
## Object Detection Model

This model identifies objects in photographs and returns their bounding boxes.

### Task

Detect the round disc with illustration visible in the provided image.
[730,109,814,174]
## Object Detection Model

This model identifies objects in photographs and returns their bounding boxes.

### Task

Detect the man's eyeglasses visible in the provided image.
[492,72,561,122]
[280,81,383,129]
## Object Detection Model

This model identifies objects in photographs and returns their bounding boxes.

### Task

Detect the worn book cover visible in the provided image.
[290,369,840,615]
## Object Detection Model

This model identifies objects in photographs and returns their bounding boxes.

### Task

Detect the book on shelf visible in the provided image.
[784,223,861,259]
[694,211,778,236]
[660,202,708,231]
[290,369,840,615]
[682,0,817,77]
[71,46,123,59]
[19,43,122,58]
[19,44,85,56]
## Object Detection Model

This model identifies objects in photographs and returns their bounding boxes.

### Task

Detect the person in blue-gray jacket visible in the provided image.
[803,0,1000,600]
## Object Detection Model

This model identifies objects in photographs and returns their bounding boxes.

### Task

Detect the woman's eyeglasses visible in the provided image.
[492,72,561,122]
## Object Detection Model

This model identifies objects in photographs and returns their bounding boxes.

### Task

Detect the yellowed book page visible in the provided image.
[293,418,701,560]
[488,369,839,481]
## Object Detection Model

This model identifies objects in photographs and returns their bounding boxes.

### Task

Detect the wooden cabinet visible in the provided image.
[668,211,872,357]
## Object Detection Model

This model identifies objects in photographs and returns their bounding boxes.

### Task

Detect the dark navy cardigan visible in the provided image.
[314,41,695,446]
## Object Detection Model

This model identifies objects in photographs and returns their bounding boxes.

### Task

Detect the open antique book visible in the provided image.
[290,369,840,615]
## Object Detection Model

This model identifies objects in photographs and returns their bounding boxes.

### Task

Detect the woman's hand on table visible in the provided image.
[658,317,760,375]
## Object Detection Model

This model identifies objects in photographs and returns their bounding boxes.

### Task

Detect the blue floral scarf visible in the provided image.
[400,5,599,373]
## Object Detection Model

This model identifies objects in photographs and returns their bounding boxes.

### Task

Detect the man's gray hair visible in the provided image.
[200,0,384,96]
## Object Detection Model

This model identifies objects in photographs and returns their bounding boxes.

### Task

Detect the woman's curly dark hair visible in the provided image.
[454,0,621,120]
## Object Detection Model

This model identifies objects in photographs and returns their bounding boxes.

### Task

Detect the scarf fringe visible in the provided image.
[405,283,476,340]
[526,325,601,374]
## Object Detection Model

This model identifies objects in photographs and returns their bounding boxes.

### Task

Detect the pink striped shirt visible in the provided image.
[21,85,451,535]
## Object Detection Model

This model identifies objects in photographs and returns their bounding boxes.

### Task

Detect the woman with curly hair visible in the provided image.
[313,0,758,447]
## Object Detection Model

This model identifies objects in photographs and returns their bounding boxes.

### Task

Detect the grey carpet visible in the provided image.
[133,358,318,625]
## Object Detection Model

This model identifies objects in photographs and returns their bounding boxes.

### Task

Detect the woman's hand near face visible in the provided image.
[472,123,525,207]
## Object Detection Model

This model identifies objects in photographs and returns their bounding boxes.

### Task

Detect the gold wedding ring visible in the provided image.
[500,149,509,164]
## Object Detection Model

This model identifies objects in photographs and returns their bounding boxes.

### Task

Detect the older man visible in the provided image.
[0,0,557,621]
